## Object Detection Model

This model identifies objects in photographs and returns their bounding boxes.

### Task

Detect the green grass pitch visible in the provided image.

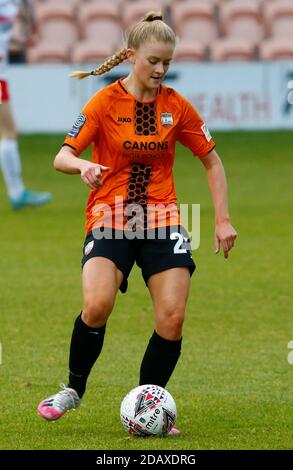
[0,131,292,450]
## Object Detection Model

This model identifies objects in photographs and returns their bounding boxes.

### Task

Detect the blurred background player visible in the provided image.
[0,0,51,209]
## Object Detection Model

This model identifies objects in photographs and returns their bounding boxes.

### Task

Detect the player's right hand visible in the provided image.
[80,162,110,189]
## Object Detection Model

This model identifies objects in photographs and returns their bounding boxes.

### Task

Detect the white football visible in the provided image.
[120,384,177,436]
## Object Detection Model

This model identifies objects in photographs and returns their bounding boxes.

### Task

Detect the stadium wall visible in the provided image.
[7,62,293,133]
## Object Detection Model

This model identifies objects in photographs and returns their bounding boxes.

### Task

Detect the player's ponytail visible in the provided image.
[69,49,128,80]
[70,11,175,80]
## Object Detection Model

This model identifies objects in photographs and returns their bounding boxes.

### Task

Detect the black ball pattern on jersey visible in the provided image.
[125,163,153,231]
[135,102,157,136]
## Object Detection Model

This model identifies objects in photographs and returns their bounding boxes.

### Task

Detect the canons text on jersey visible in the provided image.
[123,141,169,151]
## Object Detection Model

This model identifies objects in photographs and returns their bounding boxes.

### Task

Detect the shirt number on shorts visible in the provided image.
[170,232,188,254]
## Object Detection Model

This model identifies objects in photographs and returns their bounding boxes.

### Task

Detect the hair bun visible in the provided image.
[150,15,163,21]
[143,11,163,22]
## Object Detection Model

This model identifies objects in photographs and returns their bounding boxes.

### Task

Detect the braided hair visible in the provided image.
[70,11,176,79]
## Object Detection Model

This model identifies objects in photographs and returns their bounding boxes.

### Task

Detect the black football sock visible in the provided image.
[67,313,106,398]
[139,330,182,388]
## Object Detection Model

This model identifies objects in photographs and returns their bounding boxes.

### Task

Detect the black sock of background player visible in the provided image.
[139,330,182,388]
[67,313,106,398]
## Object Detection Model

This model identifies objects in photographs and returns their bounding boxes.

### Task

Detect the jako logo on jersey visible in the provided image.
[118,117,132,123]
[123,141,169,151]
[161,112,173,127]
[68,114,86,138]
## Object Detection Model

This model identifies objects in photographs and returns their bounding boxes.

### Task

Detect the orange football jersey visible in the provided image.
[64,79,215,234]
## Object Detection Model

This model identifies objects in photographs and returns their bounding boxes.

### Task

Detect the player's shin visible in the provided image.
[139,330,182,388]
[68,312,106,398]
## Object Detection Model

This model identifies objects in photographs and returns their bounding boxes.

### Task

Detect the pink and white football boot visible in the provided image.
[38,384,80,421]
[168,427,180,436]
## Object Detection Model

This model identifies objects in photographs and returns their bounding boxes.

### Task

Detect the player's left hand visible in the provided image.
[215,221,237,259]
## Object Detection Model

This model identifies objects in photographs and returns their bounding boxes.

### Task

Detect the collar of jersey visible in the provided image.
[117,78,161,103]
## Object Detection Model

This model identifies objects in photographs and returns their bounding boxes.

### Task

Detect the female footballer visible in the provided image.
[37,12,237,435]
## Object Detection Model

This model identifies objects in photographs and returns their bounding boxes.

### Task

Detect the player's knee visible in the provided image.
[158,307,185,339]
[165,303,185,322]
[82,297,114,327]
[169,312,184,335]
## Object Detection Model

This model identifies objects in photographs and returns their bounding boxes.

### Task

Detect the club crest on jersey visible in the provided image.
[68,113,86,138]
[161,112,173,127]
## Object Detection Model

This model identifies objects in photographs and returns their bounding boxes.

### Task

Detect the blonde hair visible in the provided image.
[70,11,176,80]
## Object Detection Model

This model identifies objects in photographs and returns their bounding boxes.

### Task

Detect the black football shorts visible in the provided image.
[81,226,196,293]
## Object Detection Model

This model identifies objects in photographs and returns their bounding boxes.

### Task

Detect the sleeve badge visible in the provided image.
[68,113,86,138]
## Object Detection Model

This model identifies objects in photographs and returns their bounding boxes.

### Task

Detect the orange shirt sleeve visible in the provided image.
[177,95,215,158]
[64,94,101,155]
